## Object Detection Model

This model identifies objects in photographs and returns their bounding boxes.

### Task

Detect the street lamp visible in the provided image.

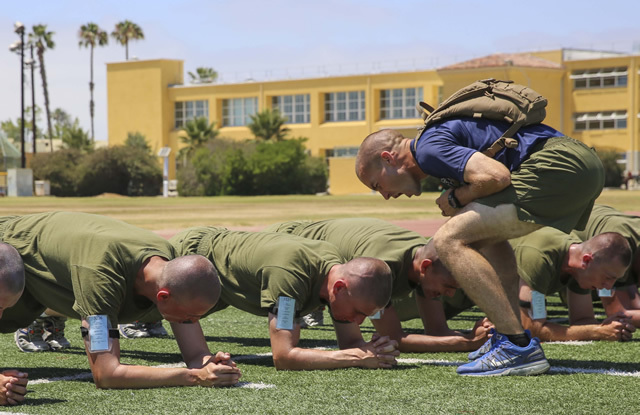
[9,21,26,168]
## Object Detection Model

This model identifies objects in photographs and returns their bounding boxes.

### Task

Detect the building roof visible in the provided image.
[439,53,562,70]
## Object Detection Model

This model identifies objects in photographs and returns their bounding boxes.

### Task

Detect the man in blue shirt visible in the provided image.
[356,117,604,376]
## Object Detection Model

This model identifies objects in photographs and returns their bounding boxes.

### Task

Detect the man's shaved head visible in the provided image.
[342,257,392,308]
[355,129,405,181]
[160,255,220,307]
[0,242,25,296]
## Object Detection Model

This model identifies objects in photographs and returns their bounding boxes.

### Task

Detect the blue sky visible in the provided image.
[2,0,639,143]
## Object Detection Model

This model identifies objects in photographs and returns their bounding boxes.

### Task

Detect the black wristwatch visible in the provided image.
[447,189,463,209]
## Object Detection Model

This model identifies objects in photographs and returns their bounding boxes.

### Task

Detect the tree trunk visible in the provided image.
[125,40,129,60]
[89,44,95,142]
[37,46,53,152]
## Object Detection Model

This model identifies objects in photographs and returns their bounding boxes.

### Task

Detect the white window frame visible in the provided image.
[174,100,209,128]
[379,87,423,119]
[221,97,258,127]
[272,94,310,124]
[570,67,628,89]
[325,91,365,122]
[574,111,627,131]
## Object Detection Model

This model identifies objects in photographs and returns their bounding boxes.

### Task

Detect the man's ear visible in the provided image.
[420,259,433,275]
[332,279,348,296]
[381,150,395,166]
[581,253,593,268]
[157,288,170,302]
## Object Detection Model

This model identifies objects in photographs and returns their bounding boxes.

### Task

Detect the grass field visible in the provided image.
[1,190,640,414]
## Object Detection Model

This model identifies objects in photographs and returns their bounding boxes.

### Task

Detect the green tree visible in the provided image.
[61,119,93,152]
[1,108,43,148]
[28,24,55,150]
[595,148,625,188]
[188,67,218,84]
[124,131,151,153]
[52,108,73,139]
[31,149,83,196]
[247,108,290,141]
[78,23,108,142]
[111,20,144,60]
[180,116,218,159]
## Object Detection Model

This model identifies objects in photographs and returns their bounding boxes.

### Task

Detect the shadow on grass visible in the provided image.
[549,359,640,372]
[17,366,94,382]
[22,397,67,406]
[52,347,183,365]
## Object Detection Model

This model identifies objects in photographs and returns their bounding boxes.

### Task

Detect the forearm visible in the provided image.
[93,363,201,389]
[272,347,370,371]
[528,321,608,342]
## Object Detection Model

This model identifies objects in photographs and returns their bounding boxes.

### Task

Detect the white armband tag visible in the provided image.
[598,288,613,298]
[369,309,383,320]
[87,315,111,352]
[276,297,295,330]
[530,291,547,320]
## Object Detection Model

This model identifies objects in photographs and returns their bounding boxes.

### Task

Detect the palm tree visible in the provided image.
[188,67,218,84]
[29,24,55,151]
[180,116,218,155]
[247,109,290,141]
[111,20,144,60]
[78,23,108,142]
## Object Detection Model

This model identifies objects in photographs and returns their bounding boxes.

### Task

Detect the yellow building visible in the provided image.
[107,48,640,194]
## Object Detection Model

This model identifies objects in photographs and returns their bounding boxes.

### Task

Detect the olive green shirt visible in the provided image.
[0,212,173,326]
[510,227,588,295]
[170,227,341,317]
[571,204,640,286]
[263,218,426,300]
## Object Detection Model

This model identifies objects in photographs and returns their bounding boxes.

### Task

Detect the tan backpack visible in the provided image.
[414,78,548,157]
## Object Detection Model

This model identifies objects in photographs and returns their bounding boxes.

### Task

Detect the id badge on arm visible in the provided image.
[276,297,296,330]
[598,288,613,298]
[86,315,112,353]
[530,291,547,320]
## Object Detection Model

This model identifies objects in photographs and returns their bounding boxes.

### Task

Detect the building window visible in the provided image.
[571,67,628,89]
[174,100,208,128]
[325,91,365,122]
[574,111,627,131]
[272,94,310,123]
[221,97,258,127]
[380,87,423,119]
[333,146,359,157]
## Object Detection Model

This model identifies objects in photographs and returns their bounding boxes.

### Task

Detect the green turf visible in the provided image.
[2,297,640,415]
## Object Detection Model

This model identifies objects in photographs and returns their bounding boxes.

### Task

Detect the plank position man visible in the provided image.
[509,227,633,342]
[170,226,398,370]
[263,217,490,353]
[0,212,241,396]
[572,205,640,326]
[0,242,28,406]
[356,116,603,375]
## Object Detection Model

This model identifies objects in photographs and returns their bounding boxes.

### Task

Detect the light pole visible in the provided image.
[9,21,26,168]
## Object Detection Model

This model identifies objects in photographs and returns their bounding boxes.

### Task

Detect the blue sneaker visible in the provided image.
[457,331,549,376]
[467,329,506,361]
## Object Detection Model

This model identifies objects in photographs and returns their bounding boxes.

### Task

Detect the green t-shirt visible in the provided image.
[510,227,588,295]
[264,218,426,300]
[571,204,640,286]
[170,227,341,317]
[0,212,174,325]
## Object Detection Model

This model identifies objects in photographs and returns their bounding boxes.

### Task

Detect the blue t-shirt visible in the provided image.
[411,118,561,183]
